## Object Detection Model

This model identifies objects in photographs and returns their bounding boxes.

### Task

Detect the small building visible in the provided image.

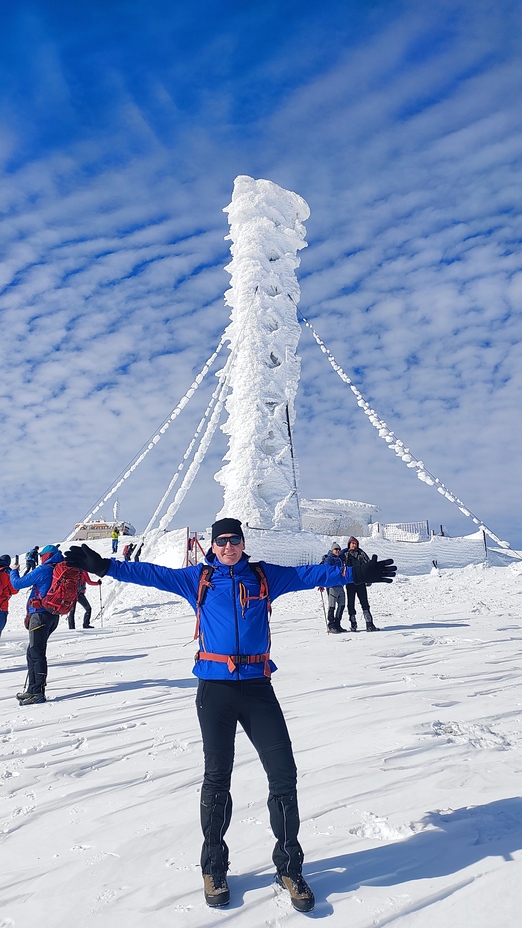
[72,519,136,541]
[299,498,379,538]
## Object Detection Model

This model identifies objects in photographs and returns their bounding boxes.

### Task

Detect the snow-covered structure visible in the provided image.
[300,498,379,538]
[70,176,511,560]
[71,518,136,541]
[214,176,310,531]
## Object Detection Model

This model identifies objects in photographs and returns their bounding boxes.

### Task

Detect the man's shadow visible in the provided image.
[55,677,197,700]
[206,800,522,916]
[305,798,522,915]
[380,622,471,631]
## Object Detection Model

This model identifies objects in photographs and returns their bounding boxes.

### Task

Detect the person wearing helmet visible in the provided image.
[10,544,64,704]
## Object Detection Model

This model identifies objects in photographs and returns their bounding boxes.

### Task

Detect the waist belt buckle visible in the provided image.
[234,654,250,665]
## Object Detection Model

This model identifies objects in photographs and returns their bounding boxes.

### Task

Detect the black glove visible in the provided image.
[351,554,397,585]
[64,544,110,577]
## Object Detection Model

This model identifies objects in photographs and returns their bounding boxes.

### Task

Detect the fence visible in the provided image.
[373,521,430,542]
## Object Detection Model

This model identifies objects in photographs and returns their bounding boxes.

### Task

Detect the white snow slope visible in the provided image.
[2,533,522,928]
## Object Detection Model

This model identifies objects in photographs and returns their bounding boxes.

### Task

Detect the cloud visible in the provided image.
[1,0,522,553]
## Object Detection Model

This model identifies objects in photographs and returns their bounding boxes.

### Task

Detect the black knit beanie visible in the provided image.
[211,518,244,542]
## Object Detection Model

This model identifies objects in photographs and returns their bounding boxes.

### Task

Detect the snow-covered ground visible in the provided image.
[2,532,522,927]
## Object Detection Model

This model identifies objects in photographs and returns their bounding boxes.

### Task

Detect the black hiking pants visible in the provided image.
[196,678,304,879]
[26,610,59,694]
[67,592,92,629]
[346,583,370,614]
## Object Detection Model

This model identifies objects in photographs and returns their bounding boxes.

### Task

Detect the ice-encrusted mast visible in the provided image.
[214,176,310,530]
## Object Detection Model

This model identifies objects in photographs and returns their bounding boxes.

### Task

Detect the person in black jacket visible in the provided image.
[24,546,39,575]
[342,537,379,631]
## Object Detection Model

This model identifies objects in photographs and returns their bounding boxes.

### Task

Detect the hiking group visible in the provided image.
[320,537,379,633]
[5,530,139,701]
[61,517,396,912]
[3,519,396,910]
[8,545,101,704]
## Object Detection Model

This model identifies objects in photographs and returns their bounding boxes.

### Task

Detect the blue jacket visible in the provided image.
[323,552,345,569]
[10,551,64,612]
[107,552,352,680]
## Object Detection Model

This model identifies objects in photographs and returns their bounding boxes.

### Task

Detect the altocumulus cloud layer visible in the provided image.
[1,0,521,553]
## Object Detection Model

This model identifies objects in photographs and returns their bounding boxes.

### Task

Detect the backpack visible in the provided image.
[37,563,82,615]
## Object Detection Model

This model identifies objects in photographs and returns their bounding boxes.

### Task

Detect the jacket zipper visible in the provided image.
[230,566,241,679]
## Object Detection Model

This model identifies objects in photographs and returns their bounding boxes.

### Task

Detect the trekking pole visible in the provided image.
[98,582,104,628]
[319,589,329,633]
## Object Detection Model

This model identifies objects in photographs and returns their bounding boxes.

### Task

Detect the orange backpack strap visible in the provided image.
[240,562,271,617]
[195,650,272,678]
[193,565,215,640]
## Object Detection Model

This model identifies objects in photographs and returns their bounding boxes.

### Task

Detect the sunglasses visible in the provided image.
[214,535,242,547]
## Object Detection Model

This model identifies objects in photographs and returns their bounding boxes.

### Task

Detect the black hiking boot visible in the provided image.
[203,873,230,907]
[363,610,379,631]
[328,624,341,633]
[334,612,347,632]
[349,615,357,631]
[276,873,315,913]
[18,692,46,705]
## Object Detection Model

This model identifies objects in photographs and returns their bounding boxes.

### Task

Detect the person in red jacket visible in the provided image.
[67,570,101,629]
[0,555,18,636]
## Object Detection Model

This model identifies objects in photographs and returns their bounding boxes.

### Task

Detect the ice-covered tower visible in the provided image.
[214,176,310,530]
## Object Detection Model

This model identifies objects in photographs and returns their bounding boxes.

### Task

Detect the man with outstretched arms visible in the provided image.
[65,517,396,912]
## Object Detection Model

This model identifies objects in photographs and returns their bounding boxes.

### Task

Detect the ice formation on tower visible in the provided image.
[214,176,310,530]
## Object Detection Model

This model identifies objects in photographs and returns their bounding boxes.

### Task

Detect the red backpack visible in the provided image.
[33,562,82,615]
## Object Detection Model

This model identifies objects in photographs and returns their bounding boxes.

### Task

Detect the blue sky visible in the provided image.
[1,0,522,554]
